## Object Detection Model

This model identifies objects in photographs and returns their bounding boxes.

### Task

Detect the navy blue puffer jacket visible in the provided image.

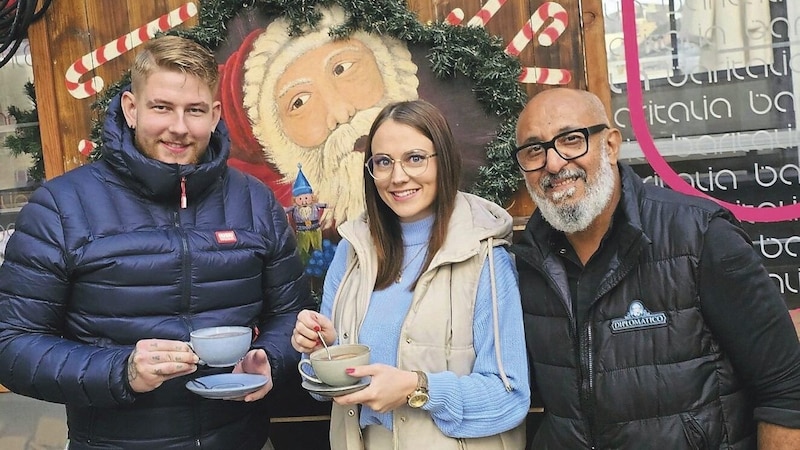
[0,89,314,449]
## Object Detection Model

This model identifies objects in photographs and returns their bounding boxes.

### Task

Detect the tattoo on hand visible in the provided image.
[128,350,139,381]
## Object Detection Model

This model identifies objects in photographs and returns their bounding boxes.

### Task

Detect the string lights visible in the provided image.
[0,0,53,68]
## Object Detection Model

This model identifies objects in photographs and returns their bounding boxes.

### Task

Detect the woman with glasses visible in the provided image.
[292,99,530,449]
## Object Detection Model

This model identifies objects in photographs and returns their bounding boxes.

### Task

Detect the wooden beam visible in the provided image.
[27,6,64,179]
[268,407,545,423]
[581,0,612,117]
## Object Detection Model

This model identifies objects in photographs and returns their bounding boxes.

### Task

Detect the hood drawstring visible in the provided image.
[180,176,187,209]
[488,237,513,391]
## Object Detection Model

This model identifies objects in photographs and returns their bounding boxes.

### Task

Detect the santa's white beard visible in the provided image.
[269,106,383,226]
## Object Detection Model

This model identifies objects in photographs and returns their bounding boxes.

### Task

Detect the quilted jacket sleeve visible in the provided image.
[0,186,135,407]
[250,181,314,389]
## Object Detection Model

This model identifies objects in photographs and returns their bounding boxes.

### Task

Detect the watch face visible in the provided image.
[408,392,429,408]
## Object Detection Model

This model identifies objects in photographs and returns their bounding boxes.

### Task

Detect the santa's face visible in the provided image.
[244,15,420,226]
[275,39,385,148]
[122,70,220,165]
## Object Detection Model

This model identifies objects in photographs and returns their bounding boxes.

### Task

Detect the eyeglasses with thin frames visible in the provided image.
[514,124,608,172]
[365,151,438,180]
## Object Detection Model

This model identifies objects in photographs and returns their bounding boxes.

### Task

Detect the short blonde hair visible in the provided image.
[130,35,219,94]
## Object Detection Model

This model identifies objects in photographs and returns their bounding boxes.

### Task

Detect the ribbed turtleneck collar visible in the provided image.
[400,214,434,247]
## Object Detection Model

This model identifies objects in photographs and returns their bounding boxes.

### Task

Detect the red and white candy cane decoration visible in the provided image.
[78,139,97,157]
[447,1,571,85]
[445,8,465,26]
[65,2,198,100]
[519,66,572,85]
[505,2,568,55]
[466,0,507,28]
[506,2,571,85]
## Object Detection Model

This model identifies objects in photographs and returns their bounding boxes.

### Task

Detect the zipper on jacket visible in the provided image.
[192,388,202,447]
[87,408,97,445]
[584,323,598,448]
[179,228,191,313]
[180,176,188,209]
[577,321,598,448]
[173,209,192,327]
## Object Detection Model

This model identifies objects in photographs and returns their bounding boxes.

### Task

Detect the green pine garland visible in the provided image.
[89,0,525,206]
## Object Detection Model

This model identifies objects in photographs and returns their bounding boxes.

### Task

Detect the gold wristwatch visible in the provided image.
[407,370,429,408]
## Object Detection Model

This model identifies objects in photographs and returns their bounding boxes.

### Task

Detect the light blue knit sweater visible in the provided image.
[321,214,530,437]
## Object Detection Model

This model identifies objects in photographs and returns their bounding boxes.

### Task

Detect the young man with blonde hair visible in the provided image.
[0,35,313,449]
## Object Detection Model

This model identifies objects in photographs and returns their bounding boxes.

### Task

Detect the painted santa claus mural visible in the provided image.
[216,5,506,229]
[219,6,419,227]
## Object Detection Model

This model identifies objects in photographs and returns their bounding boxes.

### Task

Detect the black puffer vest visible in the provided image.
[512,164,756,449]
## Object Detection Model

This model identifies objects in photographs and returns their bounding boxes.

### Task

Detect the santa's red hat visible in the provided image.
[218,29,292,204]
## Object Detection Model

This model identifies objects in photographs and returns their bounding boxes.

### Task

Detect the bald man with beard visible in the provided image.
[511,88,800,449]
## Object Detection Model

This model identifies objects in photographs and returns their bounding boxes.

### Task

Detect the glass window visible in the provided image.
[0,39,38,261]
[603,0,800,308]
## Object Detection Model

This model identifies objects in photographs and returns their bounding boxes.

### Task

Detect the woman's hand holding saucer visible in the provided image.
[333,364,417,413]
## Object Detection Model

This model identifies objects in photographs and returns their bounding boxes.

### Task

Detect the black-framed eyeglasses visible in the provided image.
[365,151,437,180]
[514,124,608,172]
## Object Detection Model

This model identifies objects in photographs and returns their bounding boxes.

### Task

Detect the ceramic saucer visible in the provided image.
[186,373,268,400]
[301,378,370,398]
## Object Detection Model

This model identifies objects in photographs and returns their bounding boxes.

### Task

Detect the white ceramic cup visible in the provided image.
[189,326,252,367]
[298,343,370,387]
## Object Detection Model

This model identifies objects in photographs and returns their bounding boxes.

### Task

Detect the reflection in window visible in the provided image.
[682,0,774,71]
[603,0,796,142]
[605,0,781,84]
[0,39,37,237]
[603,0,800,308]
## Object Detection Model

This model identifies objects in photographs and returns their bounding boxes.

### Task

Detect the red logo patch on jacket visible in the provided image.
[215,230,237,244]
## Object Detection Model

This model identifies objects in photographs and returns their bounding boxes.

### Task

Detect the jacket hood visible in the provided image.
[339,192,512,270]
[432,192,513,264]
[101,86,231,203]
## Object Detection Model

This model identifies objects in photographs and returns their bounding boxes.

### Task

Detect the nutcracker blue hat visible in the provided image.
[292,163,313,196]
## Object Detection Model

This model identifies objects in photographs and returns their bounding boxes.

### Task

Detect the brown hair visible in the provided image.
[363,100,462,290]
[130,35,219,95]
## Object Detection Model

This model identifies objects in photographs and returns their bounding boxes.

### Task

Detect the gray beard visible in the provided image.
[526,144,616,234]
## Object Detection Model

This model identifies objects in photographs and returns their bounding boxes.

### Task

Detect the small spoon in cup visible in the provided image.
[317,330,332,360]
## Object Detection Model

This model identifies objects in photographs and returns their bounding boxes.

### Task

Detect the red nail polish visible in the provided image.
[313,325,321,332]
[345,368,355,374]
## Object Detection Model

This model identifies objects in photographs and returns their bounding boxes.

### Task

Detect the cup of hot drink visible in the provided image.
[189,326,252,367]
[298,344,370,387]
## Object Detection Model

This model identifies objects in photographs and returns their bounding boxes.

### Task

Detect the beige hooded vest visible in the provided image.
[328,192,526,450]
